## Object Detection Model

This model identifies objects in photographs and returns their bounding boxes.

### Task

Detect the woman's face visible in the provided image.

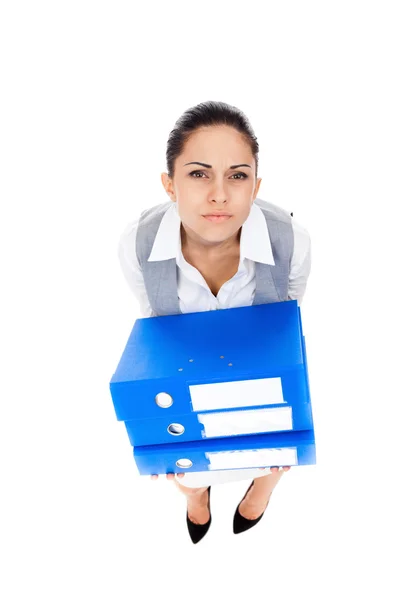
[161,125,262,247]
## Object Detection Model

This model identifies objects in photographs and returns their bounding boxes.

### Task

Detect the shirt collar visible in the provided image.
[147,201,275,266]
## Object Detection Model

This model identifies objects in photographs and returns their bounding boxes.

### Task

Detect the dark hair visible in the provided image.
[166,100,259,179]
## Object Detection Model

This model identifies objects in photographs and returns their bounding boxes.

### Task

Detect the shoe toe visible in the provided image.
[233,508,264,534]
[187,514,211,543]
[233,481,266,534]
[186,486,211,544]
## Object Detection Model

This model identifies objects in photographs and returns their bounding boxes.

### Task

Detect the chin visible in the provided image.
[183,218,238,245]
[199,230,235,244]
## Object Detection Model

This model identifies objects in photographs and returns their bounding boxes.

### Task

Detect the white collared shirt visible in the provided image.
[118,202,311,317]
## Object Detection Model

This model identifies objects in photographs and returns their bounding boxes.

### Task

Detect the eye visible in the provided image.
[189,170,207,178]
[188,170,248,180]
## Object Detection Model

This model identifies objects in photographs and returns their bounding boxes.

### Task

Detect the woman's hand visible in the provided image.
[150,467,290,480]
[150,473,185,481]
[259,466,291,473]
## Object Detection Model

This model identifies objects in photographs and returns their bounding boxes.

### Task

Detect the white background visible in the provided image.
[1,1,413,598]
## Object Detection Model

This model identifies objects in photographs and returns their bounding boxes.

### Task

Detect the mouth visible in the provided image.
[203,214,232,223]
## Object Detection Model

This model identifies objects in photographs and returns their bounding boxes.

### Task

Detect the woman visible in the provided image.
[118,100,311,543]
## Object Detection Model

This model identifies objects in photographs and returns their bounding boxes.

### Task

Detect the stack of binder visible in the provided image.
[110,300,316,476]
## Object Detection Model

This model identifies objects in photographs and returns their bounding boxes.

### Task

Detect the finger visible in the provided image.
[150,474,159,480]
[176,473,185,478]
[166,473,175,480]
[283,466,291,472]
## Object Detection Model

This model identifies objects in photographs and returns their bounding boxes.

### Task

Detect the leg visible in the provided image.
[173,479,210,526]
[238,468,288,520]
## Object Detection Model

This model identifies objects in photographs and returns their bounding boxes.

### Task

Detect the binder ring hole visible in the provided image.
[176,458,193,469]
[167,423,185,436]
[155,393,173,408]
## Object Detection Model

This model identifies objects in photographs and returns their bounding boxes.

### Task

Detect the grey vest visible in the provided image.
[136,198,294,316]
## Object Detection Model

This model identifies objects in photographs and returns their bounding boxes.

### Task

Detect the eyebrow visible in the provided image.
[184,161,252,169]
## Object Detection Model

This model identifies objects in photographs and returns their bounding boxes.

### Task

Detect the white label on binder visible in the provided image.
[189,377,284,412]
[197,406,292,437]
[205,447,298,470]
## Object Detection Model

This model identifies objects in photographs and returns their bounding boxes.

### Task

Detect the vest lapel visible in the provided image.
[148,259,181,315]
[253,262,282,305]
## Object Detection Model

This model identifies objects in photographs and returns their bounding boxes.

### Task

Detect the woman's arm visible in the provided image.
[288,218,311,306]
[118,220,154,318]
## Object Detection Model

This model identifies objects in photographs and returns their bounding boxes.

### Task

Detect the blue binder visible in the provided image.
[134,430,316,476]
[110,300,316,475]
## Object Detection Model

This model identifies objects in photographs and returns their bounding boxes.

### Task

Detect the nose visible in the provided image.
[210,179,228,204]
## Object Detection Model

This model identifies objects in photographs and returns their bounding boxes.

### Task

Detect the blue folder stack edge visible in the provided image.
[110,300,316,476]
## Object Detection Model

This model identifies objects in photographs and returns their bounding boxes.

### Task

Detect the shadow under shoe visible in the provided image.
[186,486,212,544]
[233,480,270,535]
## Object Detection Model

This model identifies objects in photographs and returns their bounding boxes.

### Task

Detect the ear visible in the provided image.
[161,172,176,202]
[252,177,262,201]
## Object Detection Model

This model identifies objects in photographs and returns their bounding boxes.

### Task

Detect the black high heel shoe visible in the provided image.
[233,480,271,535]
[186,486,211,544]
